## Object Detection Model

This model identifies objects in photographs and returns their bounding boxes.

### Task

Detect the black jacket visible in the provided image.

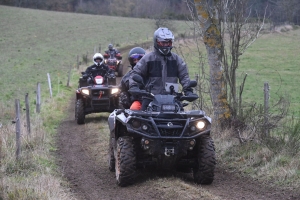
[129,49,191,95]
[85,63,112,77]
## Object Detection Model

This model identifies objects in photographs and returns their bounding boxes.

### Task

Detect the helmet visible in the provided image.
[108,44,113,50]
[128,47,146,68]
[153,27,174,56]
[93,53,104,66]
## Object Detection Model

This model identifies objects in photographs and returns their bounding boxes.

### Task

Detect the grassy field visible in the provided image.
[173,28,300,116]
[0,5,192,113]
[1,5,300,199]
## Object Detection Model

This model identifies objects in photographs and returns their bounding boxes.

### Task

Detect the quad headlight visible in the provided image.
[111,88,119,94]
[190,120,207,132]
[196,120,206,130]
[81,88,90,95]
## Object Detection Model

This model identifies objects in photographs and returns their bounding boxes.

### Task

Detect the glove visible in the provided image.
[184,90,198,98]
[119,92,131,109]
[184,88,193,96]
[128,85,140,94]
[82,74,88,79]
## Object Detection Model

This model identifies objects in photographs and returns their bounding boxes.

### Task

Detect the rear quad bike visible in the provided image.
[107,75,216,186]
[75,72,120,124]
[104,53,123,77]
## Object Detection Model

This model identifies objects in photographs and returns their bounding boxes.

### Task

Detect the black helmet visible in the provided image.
[153,27,174,56]
[128,47,146,68]
[108,44,113,50]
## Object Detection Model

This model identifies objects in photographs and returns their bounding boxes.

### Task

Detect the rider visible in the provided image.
[104,44,122,60]
[129,27,198,110]
[119,47,146,110]
[85,53,114,84]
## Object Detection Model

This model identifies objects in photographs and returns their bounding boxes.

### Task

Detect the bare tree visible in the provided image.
[191,0,267,127]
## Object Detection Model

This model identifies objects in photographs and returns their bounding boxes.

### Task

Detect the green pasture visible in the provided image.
[175,29,300,115]
[0,5,191,109]
[1,5,299,116]
[238,30,300,114]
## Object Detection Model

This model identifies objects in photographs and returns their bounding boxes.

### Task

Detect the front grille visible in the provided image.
[91,90,109,98]
[158,128,183,137]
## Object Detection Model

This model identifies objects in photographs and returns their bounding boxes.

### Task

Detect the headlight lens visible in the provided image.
[196,120,206,130]
[81,89,89,95]
[111,88,119,94]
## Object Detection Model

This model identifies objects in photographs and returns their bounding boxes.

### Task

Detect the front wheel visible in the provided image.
[193,135,216,185]
[115,136,136,186]
[75,98,85,124]
[108,137,115,172]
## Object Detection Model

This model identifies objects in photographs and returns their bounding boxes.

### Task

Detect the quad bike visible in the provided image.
[107,75,216,186]
[75,71,120,124]
[104,53,123,77]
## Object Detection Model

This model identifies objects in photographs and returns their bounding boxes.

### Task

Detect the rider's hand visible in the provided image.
[185,91,198,98]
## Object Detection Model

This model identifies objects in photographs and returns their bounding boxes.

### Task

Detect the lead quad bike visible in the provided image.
[75,71,120,124]
[107,75,216,186]
[104,53,123,77]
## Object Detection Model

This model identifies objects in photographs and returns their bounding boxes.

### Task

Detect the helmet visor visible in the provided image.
[130,53,144,60]
[156,39,173,47]
[95,57,103,61]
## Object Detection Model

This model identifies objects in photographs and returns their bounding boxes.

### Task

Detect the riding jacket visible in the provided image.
[129,49,191,95]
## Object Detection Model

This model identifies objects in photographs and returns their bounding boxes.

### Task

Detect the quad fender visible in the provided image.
[108,109,128,137]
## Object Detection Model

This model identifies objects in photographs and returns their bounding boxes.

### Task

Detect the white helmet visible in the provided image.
[93,53,104,66]
[153,27,174,56]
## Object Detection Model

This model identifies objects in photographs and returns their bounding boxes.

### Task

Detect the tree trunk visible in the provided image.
[193,0,231,127]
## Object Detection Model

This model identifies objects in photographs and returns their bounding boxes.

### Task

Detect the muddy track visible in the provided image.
[56,46,300,200]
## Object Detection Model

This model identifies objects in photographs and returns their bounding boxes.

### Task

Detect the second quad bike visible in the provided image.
[104,53,123,77]
[75,71,120,124]
[107,75,216,186]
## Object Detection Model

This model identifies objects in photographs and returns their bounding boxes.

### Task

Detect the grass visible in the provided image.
[0,5,192,199]
[0,5,192,115]
[1,5,300,199]
[174,27,300,188]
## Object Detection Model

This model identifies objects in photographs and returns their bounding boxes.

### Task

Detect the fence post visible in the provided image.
[77,55,79,69]
[15,99,21,160]
[25,93,31,135]
[36,82,41,113]
[264,82,270,136]
[47,73,52,98]
[67,65,72,87]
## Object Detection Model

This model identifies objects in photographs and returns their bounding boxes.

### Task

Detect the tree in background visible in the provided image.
[191,0,267,128]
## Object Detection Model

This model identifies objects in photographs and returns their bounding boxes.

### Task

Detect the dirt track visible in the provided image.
[56,47,300,200]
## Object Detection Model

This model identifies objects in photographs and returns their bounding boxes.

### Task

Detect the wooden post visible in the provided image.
[47,73,52,98]
[77,55,79,69]
[15,99,21,160]
[264,82,270,136]
[36,82,41,113]
[25,93,31,135]
[67,65,72,87]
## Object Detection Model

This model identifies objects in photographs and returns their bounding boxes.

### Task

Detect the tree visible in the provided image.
[192,0,231,127]
[192,0,267,127]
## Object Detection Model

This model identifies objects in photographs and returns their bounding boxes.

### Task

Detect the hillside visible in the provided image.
[0,5,191,110]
